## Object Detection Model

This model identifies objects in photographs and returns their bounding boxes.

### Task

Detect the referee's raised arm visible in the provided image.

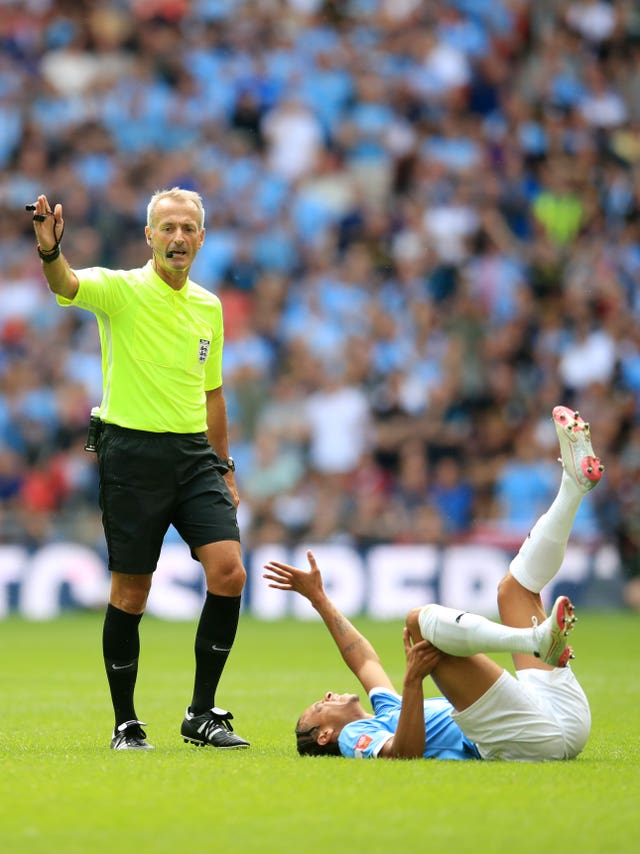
[29,193,79,300]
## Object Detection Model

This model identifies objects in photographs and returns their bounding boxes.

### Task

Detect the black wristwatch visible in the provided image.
[222,456,235,472]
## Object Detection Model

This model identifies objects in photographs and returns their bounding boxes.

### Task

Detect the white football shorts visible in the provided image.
[451,666,591,761]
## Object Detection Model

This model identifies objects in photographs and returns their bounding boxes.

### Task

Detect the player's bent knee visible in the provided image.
[405,607,422,641]
[497,572,512,600]
[407,605,436,642]
[497,570,528,605]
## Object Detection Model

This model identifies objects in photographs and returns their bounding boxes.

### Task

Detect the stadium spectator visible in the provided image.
[429,455,474,536]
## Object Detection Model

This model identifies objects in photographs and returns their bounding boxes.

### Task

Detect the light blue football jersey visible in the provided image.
[338,688,481,760]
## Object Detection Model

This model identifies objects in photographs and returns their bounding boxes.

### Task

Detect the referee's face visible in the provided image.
[146,197,205,280]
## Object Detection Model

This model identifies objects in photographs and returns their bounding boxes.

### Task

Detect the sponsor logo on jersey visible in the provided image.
[355,734,373,757]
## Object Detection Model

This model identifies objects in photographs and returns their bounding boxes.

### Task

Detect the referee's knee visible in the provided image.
[204,557,246,596]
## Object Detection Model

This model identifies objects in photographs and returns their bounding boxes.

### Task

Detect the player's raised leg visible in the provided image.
[409,406,604,670]
[498,406,603,669]
[408,595,576,668]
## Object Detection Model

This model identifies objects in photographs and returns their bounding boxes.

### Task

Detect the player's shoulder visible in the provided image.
[369,687,402,712]
[369,687,400,699]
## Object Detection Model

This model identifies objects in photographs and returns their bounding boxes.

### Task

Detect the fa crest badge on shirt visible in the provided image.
[198,338,211,363]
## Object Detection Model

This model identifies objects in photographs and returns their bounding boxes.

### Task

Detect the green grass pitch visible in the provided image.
[1,610,638,853]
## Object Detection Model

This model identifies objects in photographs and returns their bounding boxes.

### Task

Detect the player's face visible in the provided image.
[300,691,364,730]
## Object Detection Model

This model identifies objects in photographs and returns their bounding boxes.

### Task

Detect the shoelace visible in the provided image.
[530,616,542,653]
[199,715,233,739]
[124,725,146,742]
[112,725,146,747]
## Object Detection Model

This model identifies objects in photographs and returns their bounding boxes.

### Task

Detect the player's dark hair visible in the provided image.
[295,722,342,757]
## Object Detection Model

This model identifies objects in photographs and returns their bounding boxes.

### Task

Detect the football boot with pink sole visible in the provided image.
[532,595,577,668]
[552,405,604,492]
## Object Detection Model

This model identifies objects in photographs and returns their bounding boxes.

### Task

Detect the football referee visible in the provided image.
[31,189,249,750]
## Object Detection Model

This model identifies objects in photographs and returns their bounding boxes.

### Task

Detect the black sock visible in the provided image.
[190,592,241,716]
[103,603,143,728]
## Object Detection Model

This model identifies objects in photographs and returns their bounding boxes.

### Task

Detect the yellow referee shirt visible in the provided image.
[57,261,223,432]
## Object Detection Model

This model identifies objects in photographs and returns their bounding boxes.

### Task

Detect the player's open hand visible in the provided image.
[263,550,324,603]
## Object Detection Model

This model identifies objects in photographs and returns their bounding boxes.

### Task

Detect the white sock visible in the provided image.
[418,604,539,656]
[509,472,583,594]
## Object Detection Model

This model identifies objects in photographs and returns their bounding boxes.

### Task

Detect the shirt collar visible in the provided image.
[144,260,190,300]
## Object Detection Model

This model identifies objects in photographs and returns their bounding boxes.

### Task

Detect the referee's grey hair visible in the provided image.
[147,187,206,230]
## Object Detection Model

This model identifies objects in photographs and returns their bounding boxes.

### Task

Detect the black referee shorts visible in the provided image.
[97,424,240,574]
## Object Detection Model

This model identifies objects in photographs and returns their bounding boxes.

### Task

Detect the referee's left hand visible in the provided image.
[223,471,239,507]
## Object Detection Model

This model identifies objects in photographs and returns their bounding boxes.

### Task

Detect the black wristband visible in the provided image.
[37,244,61,263]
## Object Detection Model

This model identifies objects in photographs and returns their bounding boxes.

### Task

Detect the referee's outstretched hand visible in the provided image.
[31,194,64,251]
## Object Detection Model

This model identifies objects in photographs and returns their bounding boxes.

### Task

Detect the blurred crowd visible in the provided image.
[2,0,640,607]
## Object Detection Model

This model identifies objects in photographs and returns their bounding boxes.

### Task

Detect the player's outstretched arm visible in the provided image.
[264,551,395,694]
